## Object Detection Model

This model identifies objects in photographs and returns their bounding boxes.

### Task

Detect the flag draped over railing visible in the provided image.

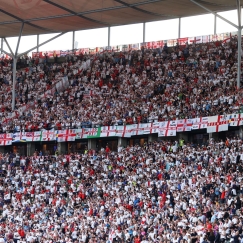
[1,113,243,146]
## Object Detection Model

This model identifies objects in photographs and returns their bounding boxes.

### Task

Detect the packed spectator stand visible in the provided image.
[0,0,243,241]
[0,138,241,242]
[0,35,242,133]
[0,34,242,243]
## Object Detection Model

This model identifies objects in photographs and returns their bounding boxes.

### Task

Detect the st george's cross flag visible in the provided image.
[177,119,193,132]
[115,126,130,137]
[176,119,186,132]
[41,130,56,141]
[158,121,177,137]
[229,113,243,126]
[25,132,42,142]
[191,117,208,130]
[100,126,117,137]
[12,132,26,143]
[142,123,153,134]
[128,124,140,136]
[57,129,76,142]
[0,134,12,146]
[207,115,228,133]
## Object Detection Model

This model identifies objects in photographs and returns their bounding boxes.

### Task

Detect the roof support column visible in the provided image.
[108,27,110,47]
[37,34,39,52]
[190,0,239,29]
[72,31,75,50]
[237,0,242,89]
[12,57,17,111]
[0,38,2,54]
[12,22,24,111]
[178,17,181,38]
[191,0,241,89]
[15,22,24,56]
[0,48,11,57]
[4,38,14,56]
[1,29,67,111]
[143,22,146,43]
[237,27,241,89]
[214,13,217,35]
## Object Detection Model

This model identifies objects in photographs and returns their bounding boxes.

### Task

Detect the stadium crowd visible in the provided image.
[0,137,241,242]
[0,36,242,132]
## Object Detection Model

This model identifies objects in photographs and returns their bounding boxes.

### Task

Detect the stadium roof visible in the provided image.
[0,0,239,38]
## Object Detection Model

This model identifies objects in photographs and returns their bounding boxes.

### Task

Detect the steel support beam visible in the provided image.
[17,32,67,58]
[0,48,11,57]
[37,34,39,52]
[191,0,239,29]
[238,28,241,89]
[11,22,24,110]
[237,0,241,29]
[12,57,17,111]
[0,38,2,54]
[178,18,181,38]
[15,22,24,56]
[7,30,66,111]
[214,14,217,35]
[237,0,242,89]
[4,38,14,56]
[0,26,67,111]
[72,31,75,50]
[143,23,146,43]
[108,27,111,47]
[191,0,241,88]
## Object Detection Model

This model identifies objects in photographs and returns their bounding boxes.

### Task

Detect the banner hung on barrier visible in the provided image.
[1,113,242,145]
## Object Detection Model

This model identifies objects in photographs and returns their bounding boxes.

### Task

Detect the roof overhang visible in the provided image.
[0,0,239,38]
